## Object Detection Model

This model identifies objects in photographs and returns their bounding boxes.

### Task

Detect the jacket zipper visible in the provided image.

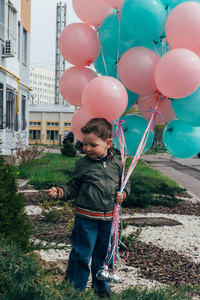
[103,161,108,220]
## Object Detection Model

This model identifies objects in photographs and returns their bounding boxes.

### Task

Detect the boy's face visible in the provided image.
[82,132,112,159]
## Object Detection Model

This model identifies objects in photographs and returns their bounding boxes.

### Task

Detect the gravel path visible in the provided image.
[25,194,200,294]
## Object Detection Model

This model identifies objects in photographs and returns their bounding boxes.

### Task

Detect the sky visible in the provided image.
[30,0,80,70]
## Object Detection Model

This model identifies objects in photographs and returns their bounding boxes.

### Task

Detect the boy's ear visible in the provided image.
[106,138,112,149]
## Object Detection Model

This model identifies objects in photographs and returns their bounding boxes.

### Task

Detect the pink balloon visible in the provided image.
[103,0,125,9]
[82,76,128,121]
[117,47,159,95]
[71,107,92,142]
[72,0,112,26]
[138,93,176,124]
[58,23,100,67]
[165,2,200,51]
[155,49,200,99]
[59,67,97,106]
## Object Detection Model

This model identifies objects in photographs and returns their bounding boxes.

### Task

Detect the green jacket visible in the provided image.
[57,152,131,221]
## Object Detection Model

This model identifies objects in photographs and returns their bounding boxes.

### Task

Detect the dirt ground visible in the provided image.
[23,187,200,287]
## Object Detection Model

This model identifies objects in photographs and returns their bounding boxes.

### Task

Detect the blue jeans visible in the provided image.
[66,216,112,292]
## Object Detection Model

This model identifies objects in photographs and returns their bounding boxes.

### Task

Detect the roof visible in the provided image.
[29,104,75,113]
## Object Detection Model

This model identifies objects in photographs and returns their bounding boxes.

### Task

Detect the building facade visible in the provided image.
[29,64,68,105]
[29,65,56,105]
[29,104,75,146]
[0,0,31,155]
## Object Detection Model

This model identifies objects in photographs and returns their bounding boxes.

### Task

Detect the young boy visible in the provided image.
[47,118,130,298]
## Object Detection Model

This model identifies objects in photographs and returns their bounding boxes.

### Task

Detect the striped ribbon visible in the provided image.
[104,105,159,276]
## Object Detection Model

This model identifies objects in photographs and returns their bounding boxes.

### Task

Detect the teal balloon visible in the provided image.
[121,0,167,41]
[112,114,154,156]
[125,89,139,111]
[161,0,177,4]
[177,0,200,3]
[99,13,138,59]
[171,88,200,127]
[163,119,200,159]
[93,50,117,78]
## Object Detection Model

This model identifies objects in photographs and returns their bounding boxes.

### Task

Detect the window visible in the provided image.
[29,130,40,140]
[0,83,3,129]
[64,122,71,127]
[47,122,58,126]
[22,28,27,65]
[29,121,41,126]
[0,0,5,39]
[18,21,20,60]
[6,88,15,130]
[8,1,17,40]
[21,95,26,130]
[46,130,58,141]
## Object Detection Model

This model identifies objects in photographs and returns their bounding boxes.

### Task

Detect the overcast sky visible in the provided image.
[30,0,80,70]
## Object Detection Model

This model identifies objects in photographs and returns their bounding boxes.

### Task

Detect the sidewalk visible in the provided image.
[141,153,200,201]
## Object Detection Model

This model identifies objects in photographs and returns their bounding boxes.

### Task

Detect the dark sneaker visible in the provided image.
[95,289,113,298]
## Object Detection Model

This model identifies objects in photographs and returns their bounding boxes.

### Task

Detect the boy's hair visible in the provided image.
[81,118,112,141]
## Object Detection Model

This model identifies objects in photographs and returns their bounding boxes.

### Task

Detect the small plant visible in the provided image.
[13,133,45,166]
[61,141,77,157]
[41,207,62,222]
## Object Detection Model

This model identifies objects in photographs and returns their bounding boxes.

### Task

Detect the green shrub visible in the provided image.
[0,155,31,251]
[123,173,184,208]
[0,235,42,298]
[61,141,77,157]
[0,235,195,299]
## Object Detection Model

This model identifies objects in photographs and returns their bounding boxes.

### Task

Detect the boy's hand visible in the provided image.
[115,191,124,204]
[46,187,58,199]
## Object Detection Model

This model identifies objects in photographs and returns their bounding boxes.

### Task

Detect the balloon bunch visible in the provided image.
[57,0,200,285]
[58,0,200,159]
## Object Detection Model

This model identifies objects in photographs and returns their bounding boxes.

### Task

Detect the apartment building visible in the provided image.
[0,0,31,155]
[29,65,56,105]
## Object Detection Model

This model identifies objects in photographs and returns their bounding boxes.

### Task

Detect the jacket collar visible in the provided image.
[86,150,114,162]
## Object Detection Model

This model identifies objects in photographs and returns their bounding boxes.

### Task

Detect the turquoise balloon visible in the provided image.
[93,50,117,78]
[161,0,177,4]
[125,89,139,111]
[163,119,200,159]
[177,0,200,3]
[112,114,154,156]
[121,0,167,41]
[99,13,138,59]
[171,88,200,127]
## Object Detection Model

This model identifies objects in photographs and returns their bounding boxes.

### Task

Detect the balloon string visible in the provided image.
[138,92,157,102]
[116,5,122,80]
[113,119,127,183]
[104,106,158,275]
[120,102,158,193]
[153,41,160,57]
[100,47,108,76]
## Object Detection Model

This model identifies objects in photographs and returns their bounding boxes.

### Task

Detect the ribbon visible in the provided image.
[94,22,99,36]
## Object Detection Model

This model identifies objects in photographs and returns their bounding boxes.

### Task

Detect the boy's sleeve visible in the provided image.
[56,161,82,201]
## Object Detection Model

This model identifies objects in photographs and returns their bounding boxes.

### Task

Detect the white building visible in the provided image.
[29,65,56,105]
[0,0,31,155]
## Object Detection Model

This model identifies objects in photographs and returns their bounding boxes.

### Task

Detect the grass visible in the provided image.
[16,154,79,189]
[16,153,180,190]
[126,157,180,188]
